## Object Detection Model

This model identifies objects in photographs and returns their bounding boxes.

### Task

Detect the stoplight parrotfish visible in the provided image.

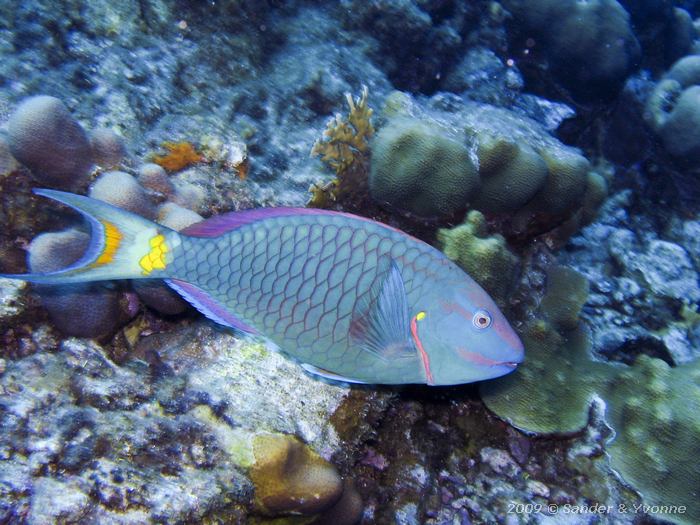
[1,190,524,385]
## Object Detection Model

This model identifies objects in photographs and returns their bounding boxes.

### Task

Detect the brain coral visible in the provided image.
[27,229,126,338]
[7,95,94,189]
[89,171,156,220]
[645,55,700,169]
[502,0,640,101]
[369,116,479,218]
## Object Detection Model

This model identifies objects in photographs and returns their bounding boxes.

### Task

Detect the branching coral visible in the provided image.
[309,86,374,208]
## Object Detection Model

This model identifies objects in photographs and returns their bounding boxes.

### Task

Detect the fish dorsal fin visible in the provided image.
[350,259,416,361]
[166,279,258,334]
[300,363,369,384]
[181,207,407,238]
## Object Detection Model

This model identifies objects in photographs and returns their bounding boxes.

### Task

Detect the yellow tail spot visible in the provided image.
[416,311,426,321]
[91,221,123,267]
[139,233,169,275]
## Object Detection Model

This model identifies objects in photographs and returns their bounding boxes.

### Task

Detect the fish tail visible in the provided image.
[1,189,182,284]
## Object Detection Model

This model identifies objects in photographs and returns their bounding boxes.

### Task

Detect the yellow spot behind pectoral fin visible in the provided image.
[91,221,123,267]
[139,233,169,275]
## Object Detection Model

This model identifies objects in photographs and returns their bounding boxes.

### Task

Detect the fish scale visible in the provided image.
[168,215,435,381]
[3,190,524,385]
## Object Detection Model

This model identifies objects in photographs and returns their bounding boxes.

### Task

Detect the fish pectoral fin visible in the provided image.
[300,363,369,384]
[350,259,416,362]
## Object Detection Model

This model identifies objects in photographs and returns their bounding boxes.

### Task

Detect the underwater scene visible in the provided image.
[0,0,699,523]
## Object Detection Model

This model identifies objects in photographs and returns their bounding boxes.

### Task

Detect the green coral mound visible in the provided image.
[366,94,606,239]
[502,0,640,101]
[369,116,479,218]
[437,210,520,305]
[645,55,700,168]
[481,265,700,525]
[472,135,548,214]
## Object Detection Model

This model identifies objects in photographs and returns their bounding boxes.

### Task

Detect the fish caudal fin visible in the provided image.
[1,189,180,284]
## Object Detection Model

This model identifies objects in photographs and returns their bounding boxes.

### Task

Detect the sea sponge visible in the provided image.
[27,229,125,338]
[7,95,93,189]
[151,141,203,172]
[250,433,343,516]
[89,128,126,170]
[89,171,156,220]
[645,55,700,168]
[369,116,480,218]
[472,135,548,214]
[437,211,520,305]
[502,0,640,101]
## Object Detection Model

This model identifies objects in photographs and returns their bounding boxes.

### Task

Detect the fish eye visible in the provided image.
[472,309,492,329]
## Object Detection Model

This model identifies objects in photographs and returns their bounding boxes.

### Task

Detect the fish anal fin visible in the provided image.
[166,279,258,335]
[300,363,369,384]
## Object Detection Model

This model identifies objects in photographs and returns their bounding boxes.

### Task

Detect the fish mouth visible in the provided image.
[500,361,520,369]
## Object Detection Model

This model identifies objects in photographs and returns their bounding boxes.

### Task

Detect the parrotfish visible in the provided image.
[2,190,524,385]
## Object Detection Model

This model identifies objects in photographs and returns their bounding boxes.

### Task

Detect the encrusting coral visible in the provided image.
[481,265,700,525]
[309,86,374,209]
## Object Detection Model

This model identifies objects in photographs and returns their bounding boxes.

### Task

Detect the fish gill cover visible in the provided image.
[0,0,698,523]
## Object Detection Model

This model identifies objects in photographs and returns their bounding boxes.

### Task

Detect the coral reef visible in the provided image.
[472,135,548,214]
[89,127,127,170]
[89,170,157,219]
[364,92,604,240]
[480,265,612,435]
[0,1,698,523]
[369,115,479,218]
[0,323,350,522]
[6,95,94,189]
